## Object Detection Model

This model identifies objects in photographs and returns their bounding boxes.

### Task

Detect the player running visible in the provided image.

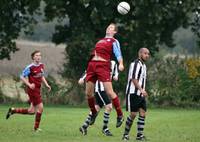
[6,50,51,132]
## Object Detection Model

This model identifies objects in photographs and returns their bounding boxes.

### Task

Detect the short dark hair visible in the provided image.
[31,50,40,60]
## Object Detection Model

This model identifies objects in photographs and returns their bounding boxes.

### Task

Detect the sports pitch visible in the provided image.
[0,105,199,142]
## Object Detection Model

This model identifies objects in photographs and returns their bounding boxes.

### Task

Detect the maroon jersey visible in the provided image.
[21,63,44,89]
[91,37,116,61]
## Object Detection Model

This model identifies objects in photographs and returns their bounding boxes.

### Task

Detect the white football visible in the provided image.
[117,2,130,15]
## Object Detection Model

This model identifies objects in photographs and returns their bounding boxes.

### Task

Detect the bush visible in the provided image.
[41,75,86,105]
[147,56,200,107]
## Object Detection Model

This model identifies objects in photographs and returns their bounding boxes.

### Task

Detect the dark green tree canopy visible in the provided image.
[0,0,200,79]
[0,0,41,59]
[43,0,200,78]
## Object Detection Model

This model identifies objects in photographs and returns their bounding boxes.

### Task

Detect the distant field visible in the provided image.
[0,40,65,76]
[0,105,200,142]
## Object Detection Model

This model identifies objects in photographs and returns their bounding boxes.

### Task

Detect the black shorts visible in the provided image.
[126,93,147,112]
[95,91,111,108]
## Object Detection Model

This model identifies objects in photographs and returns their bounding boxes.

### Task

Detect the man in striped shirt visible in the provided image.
[122,48,150,141]
[78,60,119,136]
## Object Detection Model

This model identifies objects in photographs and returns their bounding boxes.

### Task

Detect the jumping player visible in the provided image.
[6,50,51,132]
[79,60,119,136]
[85,23,124,128]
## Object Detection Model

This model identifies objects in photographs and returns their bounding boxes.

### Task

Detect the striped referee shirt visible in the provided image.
[126,59,147,96]
[80,60,118,93]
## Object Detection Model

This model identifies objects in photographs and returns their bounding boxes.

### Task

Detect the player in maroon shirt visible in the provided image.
[85,23,125,128]
[6,50,51,132]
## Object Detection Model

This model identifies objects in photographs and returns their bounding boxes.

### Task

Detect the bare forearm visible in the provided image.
[42,77,49,87]
[118,58,124,71]
[132,79,143,91]
[21,77,31,87]
[118,58,123,66]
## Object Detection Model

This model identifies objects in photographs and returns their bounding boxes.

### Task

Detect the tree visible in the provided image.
[43,0,200,79]
[0,0,41,59]
[1,0,200,78]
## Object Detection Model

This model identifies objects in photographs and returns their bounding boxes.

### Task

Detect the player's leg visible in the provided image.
[136,100,147,141]
[79,112,92,135]
[103,103,112,129]
[34,102,43,131]
[122,112,137,140]
[79,105,100,135]
[86,81,98,124]
[102,103,113,136]
[122,93,139,140]
[85,61,98,116]
[6,101,35,119]
[96,91,113,136]
[103,82,123,127]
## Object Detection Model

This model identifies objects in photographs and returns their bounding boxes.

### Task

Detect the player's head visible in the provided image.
[106,23,118,36]
[138,48,150,62]
[31,50,41,63]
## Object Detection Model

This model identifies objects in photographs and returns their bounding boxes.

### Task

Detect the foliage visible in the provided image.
[147,56,200,107]
[0,0,41,59]
[41,75,85,105]
[1,0,200,108]
[42,0,200,80]
[185,58,200,78]
[1,0,200,76]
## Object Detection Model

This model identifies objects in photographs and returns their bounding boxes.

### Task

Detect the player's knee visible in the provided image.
[28,109,35,114]
[38,107,43,113]
[29,112,35,115]
[28,107,35,114]
[107,106,112,112]
[106,104,112,112]
[106,90,116,98]
[139,112,146,117]
[130,112,137,119]
[86,91,93,98]
[37,104,43,113]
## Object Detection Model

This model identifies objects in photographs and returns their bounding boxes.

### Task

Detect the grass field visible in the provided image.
[0,105,200,142]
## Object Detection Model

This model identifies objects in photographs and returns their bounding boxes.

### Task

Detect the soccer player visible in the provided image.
[122,48,150,141]
[85,23,124,128]
[6,50,51,132]
[79,60,119,136]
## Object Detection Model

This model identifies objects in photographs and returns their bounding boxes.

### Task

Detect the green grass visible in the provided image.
[0,105,200,142]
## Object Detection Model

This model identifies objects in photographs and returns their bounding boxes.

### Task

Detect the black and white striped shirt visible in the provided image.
[79,60,118,93]
[126,59,147,96]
